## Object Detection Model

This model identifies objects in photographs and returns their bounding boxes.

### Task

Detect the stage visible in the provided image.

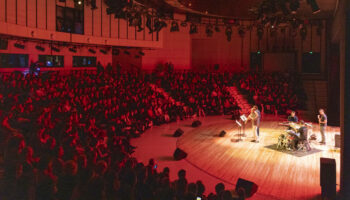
[131,115,340,200]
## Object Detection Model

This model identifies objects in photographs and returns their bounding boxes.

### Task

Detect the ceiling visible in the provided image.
[163,0,338,19]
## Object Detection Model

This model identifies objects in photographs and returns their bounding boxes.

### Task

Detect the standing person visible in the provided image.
[318,109,327,145]
[247,105,261,143]
[287,111,298,123]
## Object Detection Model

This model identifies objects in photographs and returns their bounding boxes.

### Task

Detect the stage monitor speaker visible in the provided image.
[235,178,258,198]
[173,128,184,137]
[334,134,340,148]
[173,148,187,161]
[219,130,226,137]
[192,120,202,127]
[320,158,336,199]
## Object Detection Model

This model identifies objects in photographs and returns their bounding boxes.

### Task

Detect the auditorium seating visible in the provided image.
[0,67,306,200]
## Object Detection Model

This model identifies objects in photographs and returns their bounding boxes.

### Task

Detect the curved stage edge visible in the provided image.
[131,115,340,200]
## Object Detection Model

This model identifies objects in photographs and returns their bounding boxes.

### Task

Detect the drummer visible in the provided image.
[287,111,298,123]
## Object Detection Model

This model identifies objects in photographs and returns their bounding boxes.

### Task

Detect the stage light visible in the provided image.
[89,48,96,54]
[205,24,213,37]
[225,26,232,42]
[309,51,313,54]
[35,45,45,51]
[14,43,25,49]
[51,46,60,52]
[124,50,130,55]
[307,0,320,14]
[189,24,198,34]
[170,21,180,32]
[257,51,261,54]
[69,47,77,53]
[100,49,107,54]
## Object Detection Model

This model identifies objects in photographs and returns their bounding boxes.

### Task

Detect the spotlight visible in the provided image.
[74,0,83,8]
[206,24,213,37]
[100,49,107,54]
[69,47,77,53]
[170,21,180,32]
[35,45,45,51]
[225,26,232,41]
[189,24,198,34]
[309,51,313,54]
[14,43,25,49]
[51,46,60,52]
[307,0,320,14]
[89,48,96,54]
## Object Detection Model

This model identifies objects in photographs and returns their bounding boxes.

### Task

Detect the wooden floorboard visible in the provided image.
[176,116,340,200]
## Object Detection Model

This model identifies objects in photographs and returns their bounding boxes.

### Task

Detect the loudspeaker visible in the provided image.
[173,148,187,160]
[320,158,336,199]
[173,128,184,137]
[219,131,226,137]
[334,134,340,148]
[235,178,258,198]
[192,120,202,127]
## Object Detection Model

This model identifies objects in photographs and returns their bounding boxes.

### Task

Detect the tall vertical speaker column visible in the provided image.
[320,158,336,199]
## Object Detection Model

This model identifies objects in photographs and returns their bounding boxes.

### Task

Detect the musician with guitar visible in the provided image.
[246,105,261,143]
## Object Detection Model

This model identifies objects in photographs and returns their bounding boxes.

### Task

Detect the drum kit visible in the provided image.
[277,122,313,151]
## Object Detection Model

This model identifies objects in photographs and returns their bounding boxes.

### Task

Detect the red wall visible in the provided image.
[142,15,191,70]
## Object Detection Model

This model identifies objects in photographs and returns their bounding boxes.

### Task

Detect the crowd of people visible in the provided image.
[0,67,306,200]
[236,72,307,115]
[153,67,241,117]
[0,69,245,200]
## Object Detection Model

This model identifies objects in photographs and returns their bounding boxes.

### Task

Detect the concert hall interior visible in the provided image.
[0,0,349,200]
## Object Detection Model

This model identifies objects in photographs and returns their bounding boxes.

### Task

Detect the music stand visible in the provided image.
[240,114,247,137]
[235,120,243,142]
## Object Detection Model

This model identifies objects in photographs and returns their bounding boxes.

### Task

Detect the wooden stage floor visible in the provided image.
[131,115,340,200]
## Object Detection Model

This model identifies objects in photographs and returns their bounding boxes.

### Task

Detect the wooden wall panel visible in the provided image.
[92,0,101,36]
[101,1,110,38]
[17,0,26,25]
[84,3,92,35]
[0,0,5,22]
[110,16,118,38]
[7,0,16,24]
[27,0,36,27]
[119,18,127,39]
[36,0,46,29]
[46,0,55,31]
[128,25,136,40]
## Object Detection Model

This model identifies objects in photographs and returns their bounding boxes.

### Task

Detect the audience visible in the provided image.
[0,66,306,200]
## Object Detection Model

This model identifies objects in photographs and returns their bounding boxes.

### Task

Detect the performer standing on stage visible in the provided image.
[247,105,261,143]
[287,111,298,123]
[318,109,327,145]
